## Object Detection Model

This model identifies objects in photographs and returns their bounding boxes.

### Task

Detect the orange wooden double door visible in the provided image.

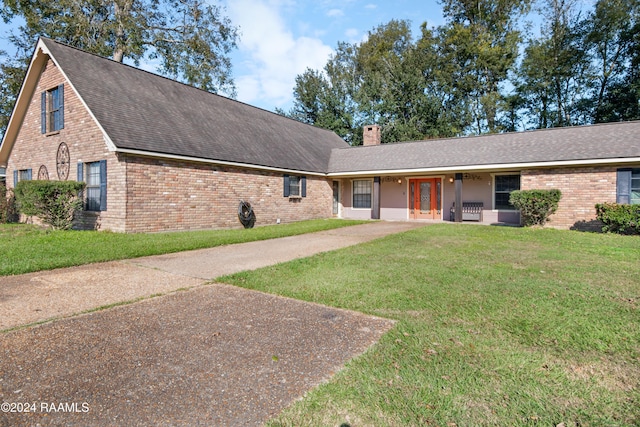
[409,178,442,219]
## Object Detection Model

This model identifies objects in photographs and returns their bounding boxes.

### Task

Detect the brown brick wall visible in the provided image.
[521,166,618,229]
[6,58,127,231]
[123,156,333,232]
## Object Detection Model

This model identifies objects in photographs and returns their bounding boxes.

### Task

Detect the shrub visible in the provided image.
[0,182,6,223]
[509,189,562,227]
[595,203,640,235]
[14,180,86,230]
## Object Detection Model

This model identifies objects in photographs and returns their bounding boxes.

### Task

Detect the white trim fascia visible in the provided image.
[114,147,327,176]
[327,157,640,177]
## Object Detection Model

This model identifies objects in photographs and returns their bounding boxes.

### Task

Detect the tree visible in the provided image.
[517,0,590,128]
[0,0,239,137]
[584,0,640,122]
[283,20,460,145]
[438,0,531,134]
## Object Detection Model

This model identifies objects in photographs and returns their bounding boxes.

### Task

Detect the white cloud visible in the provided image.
[344,28,360,42]
[327,9,344,18]
[225,0,334,110]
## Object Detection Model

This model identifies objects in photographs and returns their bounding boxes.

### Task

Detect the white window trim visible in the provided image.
[351,178,373,210]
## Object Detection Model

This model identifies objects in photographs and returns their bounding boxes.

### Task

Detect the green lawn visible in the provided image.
[0,219,365,276]
[219,224,640,426]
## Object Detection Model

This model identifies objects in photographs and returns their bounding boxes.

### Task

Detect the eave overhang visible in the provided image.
[326,157,640,178]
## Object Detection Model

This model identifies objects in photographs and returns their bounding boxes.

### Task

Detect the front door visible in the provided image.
[409,178,441,219]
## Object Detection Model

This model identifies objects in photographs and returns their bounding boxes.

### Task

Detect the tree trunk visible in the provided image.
[112,0,132,63]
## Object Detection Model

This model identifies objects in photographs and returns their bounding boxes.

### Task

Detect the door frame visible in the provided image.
[408,177,443,220]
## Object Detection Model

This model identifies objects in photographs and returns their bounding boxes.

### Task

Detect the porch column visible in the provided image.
[454,173,463,223]
[372,176,381,220]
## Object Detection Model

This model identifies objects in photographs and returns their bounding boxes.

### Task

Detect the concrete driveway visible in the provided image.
[0,221,425,426]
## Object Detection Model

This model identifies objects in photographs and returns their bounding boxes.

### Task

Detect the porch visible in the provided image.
[335,172,521,226]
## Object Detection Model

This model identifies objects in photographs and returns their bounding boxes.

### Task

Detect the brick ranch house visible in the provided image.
[1,38,639,232]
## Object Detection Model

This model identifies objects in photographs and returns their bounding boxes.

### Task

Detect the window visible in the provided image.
[289,176,300,197]
[617,168,640,204]
[78,161,107,211]
[494,174,520,210]
[283,175,306,197]
[352,179,372,209]
[13,169,32,185]
[41,84,64,133]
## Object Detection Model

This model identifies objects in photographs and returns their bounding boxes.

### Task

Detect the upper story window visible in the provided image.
[41,84,64,134]
[494,174,520,210]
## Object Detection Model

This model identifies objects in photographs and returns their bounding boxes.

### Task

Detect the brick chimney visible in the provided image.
[363,125,381,146]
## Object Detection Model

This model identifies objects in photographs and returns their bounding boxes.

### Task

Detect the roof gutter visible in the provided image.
[326,157,640,177]
[114,147,328,176]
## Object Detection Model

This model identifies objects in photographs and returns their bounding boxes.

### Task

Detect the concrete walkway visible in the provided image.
[0,221,425,426]
[1,221,424,331]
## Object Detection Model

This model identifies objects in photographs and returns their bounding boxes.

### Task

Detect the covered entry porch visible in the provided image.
[334,171,521,225]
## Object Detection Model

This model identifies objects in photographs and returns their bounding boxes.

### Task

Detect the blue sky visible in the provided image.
[0,0,444,112]
[0,1,596,112]
[221,0,445,111]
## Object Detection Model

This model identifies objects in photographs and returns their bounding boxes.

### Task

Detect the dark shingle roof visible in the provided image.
[329,121,640,174]
[42,38,348,173]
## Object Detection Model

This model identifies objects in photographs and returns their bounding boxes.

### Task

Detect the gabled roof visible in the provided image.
[328,121,640,175]
[0,38,349,173]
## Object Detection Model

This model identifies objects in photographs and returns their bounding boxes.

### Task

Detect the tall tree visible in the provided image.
[584,0,640,122]
[438,0,531,134]
[0,0,239,136]
[517,0,590,128]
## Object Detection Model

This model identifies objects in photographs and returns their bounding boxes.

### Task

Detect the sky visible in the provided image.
[0,1,597,113]
[220,0,444,111]
[0,0,444,112]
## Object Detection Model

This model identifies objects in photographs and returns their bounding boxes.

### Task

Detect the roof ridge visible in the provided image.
[334,119,640,150]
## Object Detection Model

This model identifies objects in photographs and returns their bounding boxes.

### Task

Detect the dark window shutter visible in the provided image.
[26,169,32,181]
[283,174,290,197]
[57,84,64,130]
[99,160,107,211]
[616,168,632,204]
[301,176,307,197]
[41,91,47,133]
[77,162,84,182]
[13,170,18,186]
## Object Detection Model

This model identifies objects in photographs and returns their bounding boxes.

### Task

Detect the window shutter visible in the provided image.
[99,160,107,211]
[26,169,32,181]
[616,168,632,204]
[57,84,64,130]
[77,162,84,182]
[13,170,18,186]
[41,91,47,134]
[301,176,307,197]
[283,174,290,197]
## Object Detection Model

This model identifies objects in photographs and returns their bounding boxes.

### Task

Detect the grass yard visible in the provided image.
[0,219,365,276]
[219,224,640,426]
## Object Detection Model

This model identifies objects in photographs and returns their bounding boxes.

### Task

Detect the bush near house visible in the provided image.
[509,189,562,227]
[14,180,86,230]
[596,203,640,235]
[0,183,17,224]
